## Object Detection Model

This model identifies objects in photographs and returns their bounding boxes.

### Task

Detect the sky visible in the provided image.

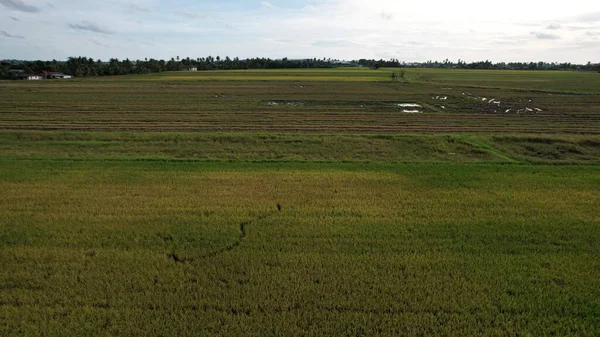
[1,0,600,63]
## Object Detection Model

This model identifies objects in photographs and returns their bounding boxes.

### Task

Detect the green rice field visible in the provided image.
[1,68,599,336]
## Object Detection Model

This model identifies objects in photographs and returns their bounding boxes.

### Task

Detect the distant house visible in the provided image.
[41,71,73,79]
[18,74,42,80]
[334,60,356,66]
[9,70,41,80]
[181,65,197,71]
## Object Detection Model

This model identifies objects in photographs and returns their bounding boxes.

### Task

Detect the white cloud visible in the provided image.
[532,32,560,40]
[69,20,115,35]
[126,2,150,13]
[1,0,600,63]
[260,1,273,8]
[311,39,362,48]
[0,30,24,39]
[380,12,392,21]
[89,39,108,47]
[0,0,40,13]
[576,12,600,22]
[303,5,317,12]
[175,11,207,19]
[546,23,561,30]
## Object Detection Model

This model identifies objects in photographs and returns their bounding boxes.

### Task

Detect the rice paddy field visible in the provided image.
[1,68,599,336]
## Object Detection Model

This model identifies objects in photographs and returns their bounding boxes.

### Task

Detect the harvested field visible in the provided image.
[1,71,599,134]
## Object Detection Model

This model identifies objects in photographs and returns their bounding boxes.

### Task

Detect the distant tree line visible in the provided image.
[0,56,341,79]
[1,56,599,79]
[360,58,600,71]
[415,59,600,71]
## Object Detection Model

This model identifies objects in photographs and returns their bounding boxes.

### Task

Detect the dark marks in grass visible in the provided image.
[166,205,282,263]
[157,232,174,243]
[179,303,469,316]
[200,206,281,259]
[167,251,193,264]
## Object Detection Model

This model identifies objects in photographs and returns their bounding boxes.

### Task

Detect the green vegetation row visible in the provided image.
[1,131,598,164]
[1,160,599,336]
[4,56,599,79]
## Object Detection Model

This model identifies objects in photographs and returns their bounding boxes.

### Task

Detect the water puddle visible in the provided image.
[265,101,305,107]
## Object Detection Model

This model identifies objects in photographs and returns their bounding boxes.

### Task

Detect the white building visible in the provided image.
[43,72,73,79]
[182,65,198,71]
[19,74,42,80]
